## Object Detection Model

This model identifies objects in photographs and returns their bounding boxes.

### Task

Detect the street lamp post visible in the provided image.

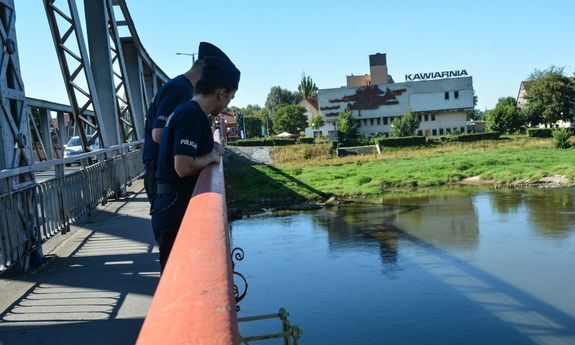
[176,52,197,64]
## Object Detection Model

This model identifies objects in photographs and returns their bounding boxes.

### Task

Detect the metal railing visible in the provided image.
[137,133,239,345]
[0,145,144,272]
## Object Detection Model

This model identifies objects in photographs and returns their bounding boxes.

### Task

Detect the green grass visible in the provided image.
[225,137,575,202]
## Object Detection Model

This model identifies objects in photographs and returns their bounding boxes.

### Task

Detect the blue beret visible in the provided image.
[198,42,231,63]
[199,57,240,90]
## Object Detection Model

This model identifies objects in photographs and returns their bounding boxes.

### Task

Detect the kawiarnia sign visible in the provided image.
[405,70,468,81]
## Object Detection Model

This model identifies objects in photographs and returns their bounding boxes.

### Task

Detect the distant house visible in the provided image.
[517,80,574,128]
[219,111,239,141]
[298,96,320,137]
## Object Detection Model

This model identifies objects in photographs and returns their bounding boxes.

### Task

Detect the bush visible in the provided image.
[552,128,572,149]
[296,137,314,144]
[229,138,296,146]
[527,128,553,138]
[451,132,500,142]
[376,136,427,148]
[357,176,372,185]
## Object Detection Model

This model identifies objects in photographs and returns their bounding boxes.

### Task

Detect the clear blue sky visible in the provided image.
[15,0,575,111]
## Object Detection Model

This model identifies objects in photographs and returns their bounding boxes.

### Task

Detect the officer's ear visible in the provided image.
[218,88,235,101]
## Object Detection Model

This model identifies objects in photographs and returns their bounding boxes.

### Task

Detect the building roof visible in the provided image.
[298,96,319,111]
[220,111,236,124]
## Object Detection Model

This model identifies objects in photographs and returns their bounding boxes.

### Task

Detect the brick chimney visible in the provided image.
[369,53,388,85]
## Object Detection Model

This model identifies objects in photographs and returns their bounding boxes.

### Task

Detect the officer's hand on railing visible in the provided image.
[213,142,225,155]
[211,150,222,165]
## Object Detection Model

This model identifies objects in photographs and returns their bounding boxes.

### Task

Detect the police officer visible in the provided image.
[142,42,233,204]
[152,56,240,271]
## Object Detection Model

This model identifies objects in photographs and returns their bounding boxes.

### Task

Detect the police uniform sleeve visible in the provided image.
[172,114,204,157]
[153,87,190,129]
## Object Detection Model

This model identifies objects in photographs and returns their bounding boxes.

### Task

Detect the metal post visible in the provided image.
[84,0,121,146]
[39,108,53,160]
[57,111,67,148]
[121,39,146,139]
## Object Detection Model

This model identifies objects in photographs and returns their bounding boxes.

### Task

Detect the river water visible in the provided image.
[232,188,575,345]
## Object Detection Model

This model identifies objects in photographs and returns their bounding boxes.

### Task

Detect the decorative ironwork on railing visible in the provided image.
[239,308,303,344]
[232,247,249,311]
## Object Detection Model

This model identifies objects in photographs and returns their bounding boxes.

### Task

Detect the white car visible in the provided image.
[64,135,100,166]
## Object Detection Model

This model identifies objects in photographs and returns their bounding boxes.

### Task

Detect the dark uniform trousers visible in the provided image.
[151,189,194,271]
[144,160,157,205]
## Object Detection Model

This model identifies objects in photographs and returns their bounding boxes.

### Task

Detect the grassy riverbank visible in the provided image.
[224,136,575,204]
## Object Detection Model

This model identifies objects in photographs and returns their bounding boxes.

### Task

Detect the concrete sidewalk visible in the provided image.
[0,180,159,345]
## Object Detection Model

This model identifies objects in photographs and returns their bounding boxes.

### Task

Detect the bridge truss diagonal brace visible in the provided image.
[43,0,110,151]
[0,0,34,191]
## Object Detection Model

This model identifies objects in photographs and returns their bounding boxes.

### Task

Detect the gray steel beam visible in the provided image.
[0,0,33,191]
[26,97,95,116]
[43,0,110,151]
[38,108,53,160]
[113,0,169,82]
[84,0,121,146]
[144,70,155,105]
[121,39,145,139]
[57,111,67,148]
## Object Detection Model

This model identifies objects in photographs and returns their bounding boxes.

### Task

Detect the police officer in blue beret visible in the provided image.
[142,42,233,205]
[152,56,240,271]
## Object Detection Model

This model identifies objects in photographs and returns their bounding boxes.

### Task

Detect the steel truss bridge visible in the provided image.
[0,0,168,273]
[0,2,303,343]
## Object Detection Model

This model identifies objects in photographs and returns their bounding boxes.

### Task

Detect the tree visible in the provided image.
[264,86,302,116]
[309,113,324,130]
[524,67,575,126]
[486,97,523,133]
[272,105,308,134]
[244,116,263,137]
[256,108,272,135]
[336,110,359,144]
[391,108,420,137]
[242,104,262,118]
[298,73,318,99]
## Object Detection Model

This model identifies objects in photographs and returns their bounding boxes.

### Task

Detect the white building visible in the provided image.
[317,53,475,138]
[517,80,574,128]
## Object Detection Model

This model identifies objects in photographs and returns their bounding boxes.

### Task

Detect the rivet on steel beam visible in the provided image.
[16,133,27,148]
[4,39,16,55]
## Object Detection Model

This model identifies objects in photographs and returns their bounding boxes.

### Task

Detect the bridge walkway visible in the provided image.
[0,180,158,345]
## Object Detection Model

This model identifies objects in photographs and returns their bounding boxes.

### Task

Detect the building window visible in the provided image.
[454,91,459,99]
[424,114,429,122]
[370,118,374,126]
[389,116,394,123]
[432,129,437,136]
[418,115,422,122]
[439,128,444,135]
[460,126,465,133]
[446,128,451,134]
[383,117,388,125]
[431,113,436,121]
[444,91,449,100]
[363,119,368,126]
[417,130,423,136]
[376,117,381,125]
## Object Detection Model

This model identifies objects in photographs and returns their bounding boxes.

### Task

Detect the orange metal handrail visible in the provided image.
[137,132,238,344]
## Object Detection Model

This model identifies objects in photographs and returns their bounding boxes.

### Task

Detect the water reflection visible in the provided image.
[232,188,575,344]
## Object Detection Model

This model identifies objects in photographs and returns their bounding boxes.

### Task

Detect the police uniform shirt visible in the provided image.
[142,74,194,163]
[156,100,214,187]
